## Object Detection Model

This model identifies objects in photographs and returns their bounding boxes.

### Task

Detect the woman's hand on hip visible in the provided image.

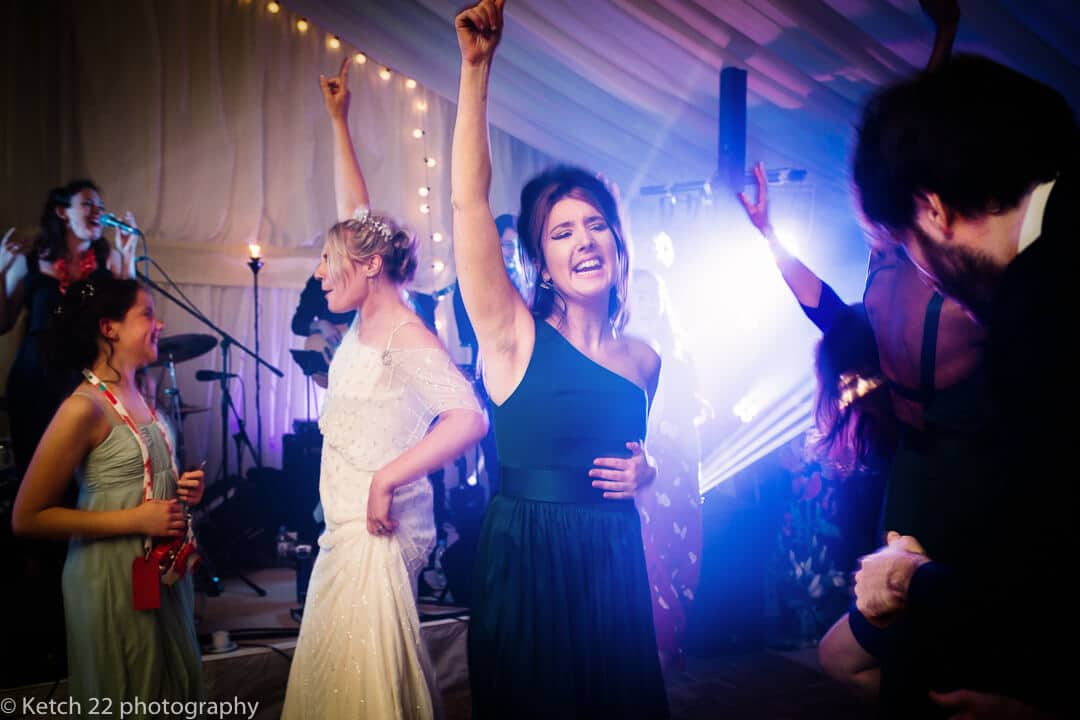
[590,441,656,500]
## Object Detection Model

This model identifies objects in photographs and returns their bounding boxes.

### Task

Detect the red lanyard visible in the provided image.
[81,369,188,552]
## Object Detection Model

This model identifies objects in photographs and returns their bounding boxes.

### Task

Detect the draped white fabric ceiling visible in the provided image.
[289,0,1080,197]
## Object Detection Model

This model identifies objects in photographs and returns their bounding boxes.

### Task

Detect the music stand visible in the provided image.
[290,349,328,423]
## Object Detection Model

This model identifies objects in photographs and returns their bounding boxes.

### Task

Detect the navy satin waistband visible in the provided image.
[500,466,610,505]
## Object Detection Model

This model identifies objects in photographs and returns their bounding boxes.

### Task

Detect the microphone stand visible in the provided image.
[215,338,259,482]
[140,233,149,284]
[136,261,282,597]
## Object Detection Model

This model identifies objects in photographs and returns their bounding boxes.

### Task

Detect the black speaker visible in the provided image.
[717,66,748,194]
[283,426,323,542]
[194,468,286,573]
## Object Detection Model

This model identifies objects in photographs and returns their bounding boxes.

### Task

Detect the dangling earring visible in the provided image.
[539,275,553,291]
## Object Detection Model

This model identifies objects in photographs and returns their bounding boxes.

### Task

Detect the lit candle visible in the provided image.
[248,243,262,260]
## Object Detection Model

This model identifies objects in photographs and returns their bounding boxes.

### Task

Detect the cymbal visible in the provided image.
[149,334,217,367]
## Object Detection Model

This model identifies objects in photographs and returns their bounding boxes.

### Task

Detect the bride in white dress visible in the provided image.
[282,59,488,720]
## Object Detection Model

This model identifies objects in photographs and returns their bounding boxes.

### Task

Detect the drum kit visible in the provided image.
[147,333,218,468]
[147,331,252,598]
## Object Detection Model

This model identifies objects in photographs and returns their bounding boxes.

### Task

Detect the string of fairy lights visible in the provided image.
[261,0,452,297]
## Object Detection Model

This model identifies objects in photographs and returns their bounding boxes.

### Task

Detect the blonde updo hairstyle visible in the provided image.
[324,211,418,287]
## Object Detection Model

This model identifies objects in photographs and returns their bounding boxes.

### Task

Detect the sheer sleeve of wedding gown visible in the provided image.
[389,345,483,424]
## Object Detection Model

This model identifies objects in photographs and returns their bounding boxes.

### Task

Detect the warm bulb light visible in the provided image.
[328,36,341,50]
[424,157,437,168]
[432,232,444,243]
[267,2,280,14]
[432,260,445,274]
[405,78,417,89]
[379,67,392,81]
[296,18,309,33]
[248,243,262,260]
[412,128,424,139]
[418,186,430,197]
[415,100,427,112]
[354,52,367,65]
[420,203,431,214]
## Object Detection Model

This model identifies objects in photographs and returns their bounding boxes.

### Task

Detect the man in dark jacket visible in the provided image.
[850,53,1077,717]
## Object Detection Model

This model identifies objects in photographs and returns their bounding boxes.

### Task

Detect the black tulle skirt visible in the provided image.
[468,492,669,719]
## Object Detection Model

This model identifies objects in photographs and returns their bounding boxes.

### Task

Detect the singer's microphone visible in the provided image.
[99,212,144,236]
[195,370,239,382]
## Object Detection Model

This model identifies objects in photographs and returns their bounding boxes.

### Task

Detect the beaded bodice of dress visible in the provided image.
[315,319,481,576]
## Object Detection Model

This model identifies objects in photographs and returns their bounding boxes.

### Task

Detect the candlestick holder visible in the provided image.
[247,250,264,469]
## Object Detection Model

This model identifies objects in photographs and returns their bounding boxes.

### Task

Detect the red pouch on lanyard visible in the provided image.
[132,554,162,611]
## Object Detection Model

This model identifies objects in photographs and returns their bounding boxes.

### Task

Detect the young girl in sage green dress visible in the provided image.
[12,276,206,711]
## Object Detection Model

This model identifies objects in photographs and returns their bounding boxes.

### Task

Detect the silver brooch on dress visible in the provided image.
[381,349,393,366]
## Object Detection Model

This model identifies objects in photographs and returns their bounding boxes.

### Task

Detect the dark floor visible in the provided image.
[440,649,875,720]
[3,567,878,720]
[665,651,875,720]
[196,568,876,719]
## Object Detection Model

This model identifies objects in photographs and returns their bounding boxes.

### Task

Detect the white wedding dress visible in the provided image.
[282,321,481,720]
